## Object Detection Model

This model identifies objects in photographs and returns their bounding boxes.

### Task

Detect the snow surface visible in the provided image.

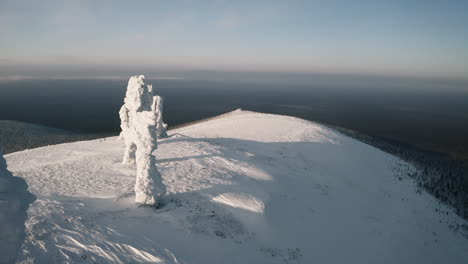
[4,110,468,264]
[0,149,35,264]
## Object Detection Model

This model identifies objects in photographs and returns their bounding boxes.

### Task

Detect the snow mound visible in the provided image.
[5,110,468,264]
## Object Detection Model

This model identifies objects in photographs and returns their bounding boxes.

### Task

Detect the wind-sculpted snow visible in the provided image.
[4,110,468,263]
[119,75,166,206]
[0,149,35,264]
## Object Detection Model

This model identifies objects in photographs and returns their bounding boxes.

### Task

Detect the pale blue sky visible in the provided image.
[1,0,467,79]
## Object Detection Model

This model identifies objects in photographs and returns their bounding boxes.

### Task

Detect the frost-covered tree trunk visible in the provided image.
[118,105,130,141]
[133,110,166,206]
[0,148,35,263]
[154,96,168,138]
[118,75,166,206]
[120,75,146,165]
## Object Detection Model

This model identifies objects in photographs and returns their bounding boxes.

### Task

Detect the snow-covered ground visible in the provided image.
[0,149,35,264]
[4,110,468,264]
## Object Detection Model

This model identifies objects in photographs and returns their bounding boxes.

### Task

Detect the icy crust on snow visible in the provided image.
[0,149,35,264]
[5,110,468,264]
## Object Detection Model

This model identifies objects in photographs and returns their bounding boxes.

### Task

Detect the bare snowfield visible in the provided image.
[4,110,468,263]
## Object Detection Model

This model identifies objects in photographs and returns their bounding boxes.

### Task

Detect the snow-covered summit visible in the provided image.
[4,110,468,263]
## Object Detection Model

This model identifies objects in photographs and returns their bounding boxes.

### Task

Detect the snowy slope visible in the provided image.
[0,149,35,264]
[0,120,101,154]
[5,110,468,264]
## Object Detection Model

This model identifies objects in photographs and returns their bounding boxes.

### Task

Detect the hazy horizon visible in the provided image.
[1,0,467,81]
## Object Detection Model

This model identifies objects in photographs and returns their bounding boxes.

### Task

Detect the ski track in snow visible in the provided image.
[5,110,468,264]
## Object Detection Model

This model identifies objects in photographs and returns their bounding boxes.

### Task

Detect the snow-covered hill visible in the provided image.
[0,120,103,154]
[5,110,468,264]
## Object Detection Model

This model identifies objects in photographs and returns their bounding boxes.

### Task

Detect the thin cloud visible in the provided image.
[217,13,241,29]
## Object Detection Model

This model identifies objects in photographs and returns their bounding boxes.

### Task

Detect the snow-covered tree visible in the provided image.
[119,75,166,206]
[0,148,35,263]
[133,109,166,206]
[146,85,167,138]
[154,95,168,138]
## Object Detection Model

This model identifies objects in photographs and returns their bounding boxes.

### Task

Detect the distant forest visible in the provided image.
[334,125,468,221]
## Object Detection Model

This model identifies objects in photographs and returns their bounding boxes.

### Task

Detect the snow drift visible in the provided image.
[0,148,35,264]
[4,110,468,264]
